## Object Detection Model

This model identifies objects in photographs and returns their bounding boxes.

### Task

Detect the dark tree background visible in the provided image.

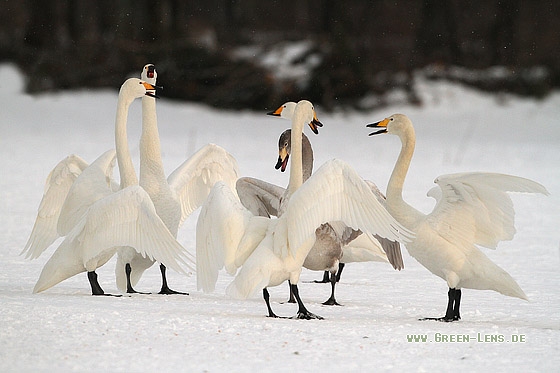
[0,0,558,110]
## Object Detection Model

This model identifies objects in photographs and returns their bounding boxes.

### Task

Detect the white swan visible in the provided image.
[197,100,412,319]
[367,113,549,321]
[20,71,154,260]
[33,78,194,295]
[237,103,402,306]
[115,64,240,294]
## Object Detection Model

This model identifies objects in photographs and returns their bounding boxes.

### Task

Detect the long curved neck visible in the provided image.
[386,125,420,225]
[301,133,313,181]
[115,94,138,188]
[139,95,167,187]
[287,115,304,196]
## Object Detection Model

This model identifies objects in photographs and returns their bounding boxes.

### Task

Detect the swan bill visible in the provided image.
[275,148,289,172]
[366,118,389,136]
[145,64,156,79]
[267,105,285,116]
[308,116,323,135]
[275,154,289,172]
[141,81,160,99]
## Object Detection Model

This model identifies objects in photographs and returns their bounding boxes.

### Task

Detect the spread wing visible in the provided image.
[57,149,117,236]
[33,185,194,294]
[236,177,285,217]
[196,181,269,292]
[428,172,549,249]
[72,185,195,274]
[22,154,89,259]
[168,143,240,227]
[283,159,413,262]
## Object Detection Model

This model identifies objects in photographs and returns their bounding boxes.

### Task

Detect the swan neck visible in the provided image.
[139,96,166,184]
[301,134,313,181]
[287,116,304,195]
[386,127,415,208]
[115,95,138,188]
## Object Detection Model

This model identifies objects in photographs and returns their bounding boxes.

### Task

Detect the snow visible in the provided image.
[1,63,559,372]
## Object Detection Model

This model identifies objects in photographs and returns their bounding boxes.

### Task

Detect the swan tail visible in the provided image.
[33,237,85,293]
[226,265,271,300]
[488,267,528,301]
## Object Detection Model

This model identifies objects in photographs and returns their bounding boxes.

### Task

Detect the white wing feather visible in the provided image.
[429,172,549,249]
[236,177,285,217]
[33,185,193,294]
[57,149,117,235]
[74,185,194,274]
[168,143,240,226]
[196,181,268,292]
[284,159,413,261]
[22,154,89,259]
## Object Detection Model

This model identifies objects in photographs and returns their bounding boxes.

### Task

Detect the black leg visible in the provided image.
[284,282,296,303]
[420,287,461,322]
[158,264,188,295]
[87,271,121,297]
[312,271,331,283]
[322,270,342,306]
[125,263,150,294]
[290,283,324,320]
[335,263,345,283]
[263,288,279,318]
[453,289,461,320]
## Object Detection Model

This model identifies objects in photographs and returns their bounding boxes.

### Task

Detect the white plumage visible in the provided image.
[236,102,402,305]
[31,77,193,294]
[197,100,412,319]
[367,113,549,321]
[115,64,240,294]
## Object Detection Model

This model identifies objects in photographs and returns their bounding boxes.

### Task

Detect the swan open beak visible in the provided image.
[147,65,155,79]
[142,82,160,99]
[367,118,389,136]
[308,112,323,135]
[275,148,289,172]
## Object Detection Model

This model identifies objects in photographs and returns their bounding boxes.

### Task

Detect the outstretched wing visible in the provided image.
[33,185,194,294]
[283,159,413,262]
[236,177,285,217]
[168,143,240,227]
[57,149,117,236]
[429,172,549,249]
[196,181,269,292]
[75,185,194,274]
[22,154,89,259]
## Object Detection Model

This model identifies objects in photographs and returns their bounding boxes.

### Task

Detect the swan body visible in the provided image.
[237,102,402,305]
[32,77,195,294]
[197,100,412,318]
[367,113,549,321]
[115,64,240,294]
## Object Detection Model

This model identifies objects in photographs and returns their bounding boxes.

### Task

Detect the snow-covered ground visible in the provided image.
[1,63,559,372]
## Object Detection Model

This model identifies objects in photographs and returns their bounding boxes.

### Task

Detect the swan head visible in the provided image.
[120,78,159,101]
[275,129,291,171]
[268,100,323,134]
[275,128,312,173]
[141,64,157,85]
[366,113,411,136]
[267,101,296,118]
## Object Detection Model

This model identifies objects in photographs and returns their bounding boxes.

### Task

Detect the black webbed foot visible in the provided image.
[158,264,188,295]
